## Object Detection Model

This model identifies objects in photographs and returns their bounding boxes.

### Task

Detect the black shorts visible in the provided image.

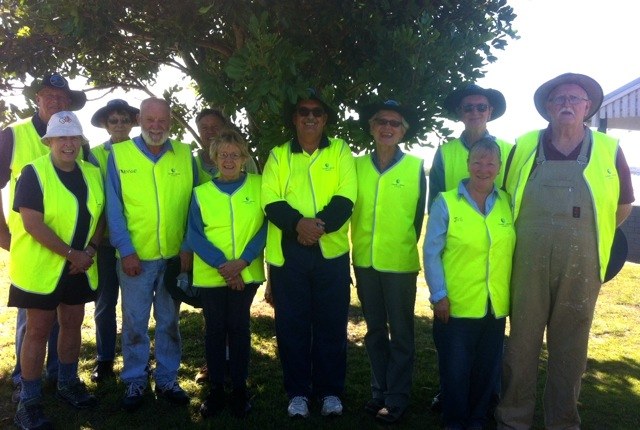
[8,269,97,310]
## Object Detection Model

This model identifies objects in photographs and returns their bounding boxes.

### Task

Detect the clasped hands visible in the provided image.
[219,259,248,291]
[67,246,96,275]
[296,217,325,246]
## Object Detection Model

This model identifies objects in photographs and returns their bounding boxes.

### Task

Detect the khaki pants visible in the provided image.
[496,145,602,430]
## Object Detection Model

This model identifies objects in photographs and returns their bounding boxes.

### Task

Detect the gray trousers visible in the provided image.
[355,267,417,410]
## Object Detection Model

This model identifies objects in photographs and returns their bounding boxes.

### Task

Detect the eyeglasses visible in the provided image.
[548,95,589,105]
[461,104,489,113]
[107,118,132,125]
[373,118,403,128]
[218,152,242,160]
[296,107,325,117]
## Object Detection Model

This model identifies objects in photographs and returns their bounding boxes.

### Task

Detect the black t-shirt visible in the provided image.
[14,163,91,249]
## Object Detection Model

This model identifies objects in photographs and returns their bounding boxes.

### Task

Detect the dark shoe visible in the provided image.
[230,388,251,418]
[430,392,442,413]
[122,382,145,412]
[14,398,53,430]
[90,360,115,383]
[195,364,208,384]
[56,380,98,409]
[200,386,225,418]
[375,405,405,424]
[155,381,190,405]
[364,398,385,416]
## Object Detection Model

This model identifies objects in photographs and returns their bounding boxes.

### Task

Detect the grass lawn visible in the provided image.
[0,245,639,429]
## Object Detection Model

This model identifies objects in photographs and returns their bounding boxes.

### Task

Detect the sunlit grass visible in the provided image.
[0,248,639,429]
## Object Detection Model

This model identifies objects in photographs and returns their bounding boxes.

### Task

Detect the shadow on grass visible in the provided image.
[0,301,441,429]
[2,302,638,429]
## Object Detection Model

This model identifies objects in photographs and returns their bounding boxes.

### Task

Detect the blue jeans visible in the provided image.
[118,259,181,387]
[94,244,119,362]
[271,240,350,399]
[433,313,505,429]
[12,308,59,385]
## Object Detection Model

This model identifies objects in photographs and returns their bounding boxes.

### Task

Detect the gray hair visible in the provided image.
[468,137,502,163]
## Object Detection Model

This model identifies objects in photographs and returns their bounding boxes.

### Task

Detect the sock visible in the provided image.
[19,377,42,403]
[57,361,79,387]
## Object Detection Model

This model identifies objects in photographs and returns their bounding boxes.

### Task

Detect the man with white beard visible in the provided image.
[106,97,197,411]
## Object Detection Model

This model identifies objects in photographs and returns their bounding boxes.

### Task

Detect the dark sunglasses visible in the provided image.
[107,118,132,125]
[296,107,325,117]
[461,104,489,113]
[373,118,403,128]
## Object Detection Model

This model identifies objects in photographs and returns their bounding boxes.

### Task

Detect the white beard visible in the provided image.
[141,129,169,146]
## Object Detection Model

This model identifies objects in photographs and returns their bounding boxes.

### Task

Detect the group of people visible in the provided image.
[2,70,632,430]
[425,73,633,430]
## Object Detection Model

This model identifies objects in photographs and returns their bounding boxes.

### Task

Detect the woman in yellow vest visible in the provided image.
[424,138,515,430]
[88,99,139,384]
[186,129,266,419]
[351,100,426,424]
[7,111,104,429]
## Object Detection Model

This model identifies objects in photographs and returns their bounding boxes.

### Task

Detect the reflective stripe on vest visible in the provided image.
[351,153,422,272]
[262,137,357,266]
[112,140,193,260]
[90,143,110,178]
[441,189,514,318]
[192,174,265,287]
[7,119,49,232]
[441,138,512,191]
[9,156,104,294]
[506,130,619,281]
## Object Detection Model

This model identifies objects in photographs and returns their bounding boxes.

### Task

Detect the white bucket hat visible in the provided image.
[41,111,87,143]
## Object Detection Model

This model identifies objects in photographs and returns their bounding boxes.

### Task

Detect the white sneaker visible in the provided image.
[287,396,310,418]
[321,395,343,416]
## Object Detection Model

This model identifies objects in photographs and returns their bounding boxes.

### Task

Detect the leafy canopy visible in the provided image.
[0,0,517,160]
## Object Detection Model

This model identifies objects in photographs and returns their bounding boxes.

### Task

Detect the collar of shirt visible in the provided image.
[132,135,173,159]
[290,134,330,153]
[32,113,48,137]
[541,125,591,161]
[371,146,403,172]
[456,178,501,214]
[459,130,494,149]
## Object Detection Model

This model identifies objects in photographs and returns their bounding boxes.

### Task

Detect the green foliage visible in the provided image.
[0,0,518,161]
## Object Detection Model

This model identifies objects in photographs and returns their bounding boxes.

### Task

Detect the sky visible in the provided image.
[411,0,640,165]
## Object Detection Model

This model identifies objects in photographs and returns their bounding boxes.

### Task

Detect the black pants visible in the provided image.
[199,283,259,389]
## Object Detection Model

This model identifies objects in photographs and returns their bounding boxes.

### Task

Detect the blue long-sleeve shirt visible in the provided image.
[423,179,500,304]
[106,136,198,258]
[187,174,267,268]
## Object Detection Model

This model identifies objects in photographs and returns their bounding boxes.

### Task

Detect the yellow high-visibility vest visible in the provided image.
[10,156,104,294]
[192,174,265,287]
[440,188,515,318]
[111,139,193,260]
[261,137,357,266]
[351,153,423,272]
[505,130,619,281]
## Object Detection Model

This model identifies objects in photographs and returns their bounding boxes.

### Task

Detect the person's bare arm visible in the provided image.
[616,203,632,227]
